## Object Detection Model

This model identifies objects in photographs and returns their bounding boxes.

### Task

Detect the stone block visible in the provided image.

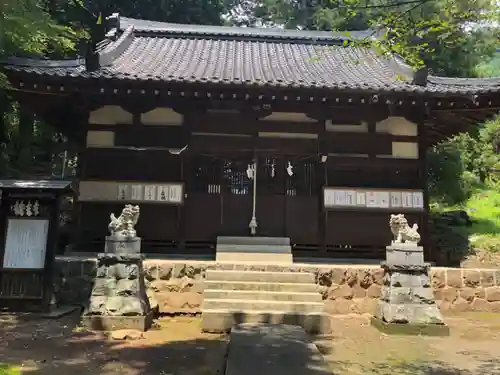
[374,301,445,325]
[366,284,382,298]
[104,296,149,316]
[81,311,154,331]
[463,270,481,288]
[115,279,140,296]
[358,269,374,288]
[92,278,117,297]
[327,284,353,300]
[384,287,413,304]
[431,269,445,289]
[441,287,458,303]
[459,287,485,302]
[157,264,173,280]
[412,287,435,304]
[372,268,385,285]
[486,286,500,302]
[449,298,470,313]
[446,269,463,288]
[105,236,142,254]
[386,244,424,266]
[481,271,496,287]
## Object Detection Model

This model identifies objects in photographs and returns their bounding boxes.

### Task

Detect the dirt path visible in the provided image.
[316,313,500,375]
[0,313,227,375]
[1,312,500,375]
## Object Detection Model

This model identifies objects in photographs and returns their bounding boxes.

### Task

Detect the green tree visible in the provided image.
[226,0,499,77]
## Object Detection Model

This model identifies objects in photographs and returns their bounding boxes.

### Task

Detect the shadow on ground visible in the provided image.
[1,312,500,375]
[0,312,228,375]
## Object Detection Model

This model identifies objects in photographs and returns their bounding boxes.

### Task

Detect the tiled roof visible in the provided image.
[3,17,500,96]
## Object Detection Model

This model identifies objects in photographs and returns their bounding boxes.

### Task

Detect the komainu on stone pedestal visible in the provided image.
[82,205,153,331]
[371,214,449,336]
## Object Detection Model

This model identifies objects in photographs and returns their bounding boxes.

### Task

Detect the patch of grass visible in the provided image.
[466,189,500,235]
[0,364,21,375]
[442,189,500,252]
[466,189,500,252]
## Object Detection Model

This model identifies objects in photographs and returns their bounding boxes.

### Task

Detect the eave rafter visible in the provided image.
[7,72,500,112]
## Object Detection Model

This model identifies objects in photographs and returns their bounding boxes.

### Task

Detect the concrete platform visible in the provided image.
[202,310,331,334]
[203,299,324,313]
[225,324,332,375]
[216,236,292,263]
[204,289,322,302]
[206,270,315,283]
[205,280,319,293]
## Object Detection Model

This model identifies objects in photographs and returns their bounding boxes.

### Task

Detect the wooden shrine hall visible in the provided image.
[3,15,500,260]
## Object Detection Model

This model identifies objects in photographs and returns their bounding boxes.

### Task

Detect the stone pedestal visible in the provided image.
[81,250,153,331]
[104,236,142,254]
[371,244,449,336]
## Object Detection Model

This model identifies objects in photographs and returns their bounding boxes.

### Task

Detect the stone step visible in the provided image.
[205,270,314,284]
[205,280,319,293]
[216,252,293,263]
[201,309,331,334]
[202,298,324,313]
[217,236,290,246]
[204,289,322,302]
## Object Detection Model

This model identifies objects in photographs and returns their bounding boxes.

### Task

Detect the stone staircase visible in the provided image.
[201,269,331,334]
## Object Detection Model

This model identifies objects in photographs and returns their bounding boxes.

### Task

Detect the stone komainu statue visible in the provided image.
[108,204,140,238]
[389,213,420,245]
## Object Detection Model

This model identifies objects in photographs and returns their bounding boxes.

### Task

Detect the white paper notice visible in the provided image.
[156,185,170,202]
[376,191,389,208]
[117,184,129,200]
[3,219,49,269]
[345,190,356,206]
[324,189,335,208]
[390,191,402,208]
[131,185,143,201]
[413,191,424,208]
[402,192,414,208]
[334,190,347,206]
[169,184,183,203]
[366,191,377,207]
[144,185,156,201]
[356,192,366,206]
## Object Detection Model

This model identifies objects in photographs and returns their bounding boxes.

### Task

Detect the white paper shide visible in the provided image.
[3,219,49,269]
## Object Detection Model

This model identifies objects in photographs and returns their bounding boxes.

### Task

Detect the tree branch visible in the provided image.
[336,0,432,10]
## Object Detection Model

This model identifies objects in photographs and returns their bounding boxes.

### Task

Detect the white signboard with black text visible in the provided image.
[324,187,424,211]
[3,218,49,269]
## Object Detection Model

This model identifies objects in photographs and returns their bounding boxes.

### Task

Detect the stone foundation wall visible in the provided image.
[53,257,500,314]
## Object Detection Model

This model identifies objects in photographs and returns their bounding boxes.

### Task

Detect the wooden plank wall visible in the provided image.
[78,106,425,258]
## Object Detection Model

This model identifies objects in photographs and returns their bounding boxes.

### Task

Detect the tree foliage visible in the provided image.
[225,0,500,76]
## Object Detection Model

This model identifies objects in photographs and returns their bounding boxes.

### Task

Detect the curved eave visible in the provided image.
[3,64,500,102]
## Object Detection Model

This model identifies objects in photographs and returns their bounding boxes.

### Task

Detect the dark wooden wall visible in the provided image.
[77,107,425,259]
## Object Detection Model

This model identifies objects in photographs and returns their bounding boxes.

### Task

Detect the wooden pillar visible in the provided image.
[318,118,327,255]
[417,113,431,262]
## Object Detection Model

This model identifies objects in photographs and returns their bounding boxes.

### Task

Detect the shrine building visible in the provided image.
[3,15,500,261]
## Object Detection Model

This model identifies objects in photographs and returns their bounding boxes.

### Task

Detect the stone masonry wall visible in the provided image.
[53,257,500,315]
